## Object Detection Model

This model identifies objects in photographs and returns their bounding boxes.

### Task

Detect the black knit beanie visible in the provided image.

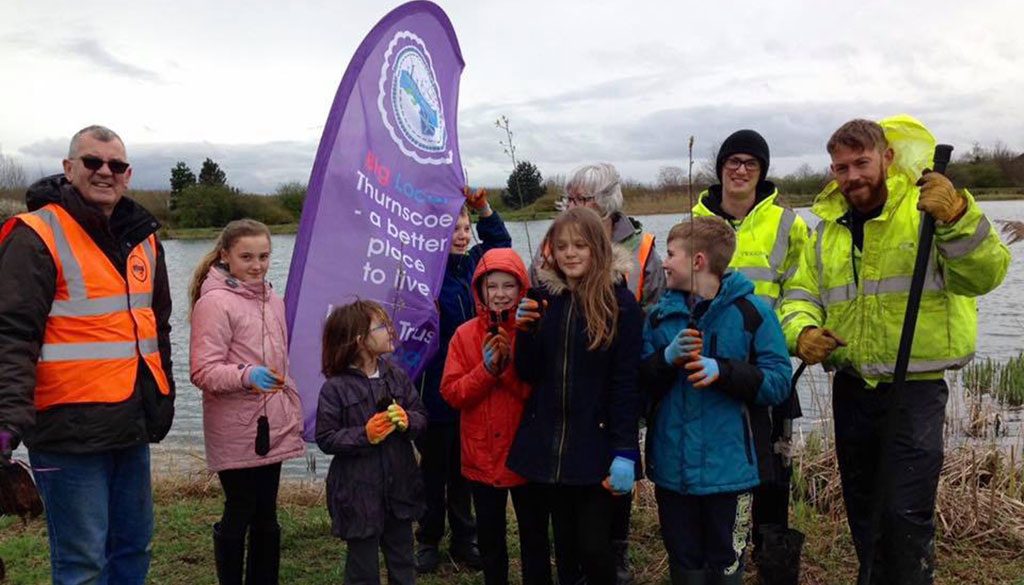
[715,129,770,182]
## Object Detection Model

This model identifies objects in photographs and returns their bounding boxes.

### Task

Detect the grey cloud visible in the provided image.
[62,39,162,82]
[18,138,317,194]
[459,92,1024,184]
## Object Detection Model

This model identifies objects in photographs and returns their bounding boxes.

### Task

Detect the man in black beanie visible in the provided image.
[691,129,809,584]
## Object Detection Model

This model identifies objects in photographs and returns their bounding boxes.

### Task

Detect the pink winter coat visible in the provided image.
[190,266,305,472]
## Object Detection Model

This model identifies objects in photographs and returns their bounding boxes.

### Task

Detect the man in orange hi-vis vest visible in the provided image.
[0,125,175,585]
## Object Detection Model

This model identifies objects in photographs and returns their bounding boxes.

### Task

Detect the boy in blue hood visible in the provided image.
[640,216,792,585]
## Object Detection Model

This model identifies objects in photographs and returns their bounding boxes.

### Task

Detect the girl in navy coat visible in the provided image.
[315,300,427,585]
[510,207,644,585]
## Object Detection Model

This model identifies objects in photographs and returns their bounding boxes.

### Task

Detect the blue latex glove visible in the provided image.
[483,331,510,375]
[607,456,635,494]
[663,328,702,367]
[0,429,13,465]
[684,357,720,389]
[248,366,283,392]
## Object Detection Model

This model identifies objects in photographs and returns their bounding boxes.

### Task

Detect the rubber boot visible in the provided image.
[706,570,743,585]
[611,539,634,585]
[213,523,245,585]
[245,523,281,585]
[757,525,804,585]
[669,564,706,585]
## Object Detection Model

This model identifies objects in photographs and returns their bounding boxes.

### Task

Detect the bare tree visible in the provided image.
[657,166,686,190]
[0,150,28,191]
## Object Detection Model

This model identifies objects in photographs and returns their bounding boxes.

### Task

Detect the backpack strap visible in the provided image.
[732,295,763,362]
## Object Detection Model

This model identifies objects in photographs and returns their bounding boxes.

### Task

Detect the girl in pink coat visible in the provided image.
[189,219,305,585]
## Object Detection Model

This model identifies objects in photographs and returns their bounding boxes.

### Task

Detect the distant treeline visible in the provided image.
[1,144,1022,227]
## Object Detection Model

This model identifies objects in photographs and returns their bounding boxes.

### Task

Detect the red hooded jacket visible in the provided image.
[441,248,532,488]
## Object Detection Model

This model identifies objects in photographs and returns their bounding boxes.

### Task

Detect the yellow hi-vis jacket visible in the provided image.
[778,117,1010,387]
[692,188,810,311]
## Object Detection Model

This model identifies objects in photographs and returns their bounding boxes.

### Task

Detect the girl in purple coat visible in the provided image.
[189,219,305,585]
[316,300,427,585]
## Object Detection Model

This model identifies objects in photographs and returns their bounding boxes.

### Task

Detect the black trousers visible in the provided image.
[833,372,947,585]
[415,421,476,546]
[217,462,282,538]
[344,513,415,585]
[655,487,752,575]
[526,484,616,585]
[751,474,791,550]
[610,491,632,542]
[471,482,553,585]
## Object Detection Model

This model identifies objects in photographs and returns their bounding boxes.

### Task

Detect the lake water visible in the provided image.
[146,201,1024,478]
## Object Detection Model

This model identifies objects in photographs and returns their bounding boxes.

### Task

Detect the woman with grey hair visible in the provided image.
[560,163,665,311]
[530,162,663,585]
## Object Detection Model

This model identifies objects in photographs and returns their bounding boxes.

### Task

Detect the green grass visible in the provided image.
[3,472,1023,584]
[961,353,1024,406]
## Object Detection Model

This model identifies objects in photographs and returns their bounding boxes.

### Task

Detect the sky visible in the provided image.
[1,0,1022,194]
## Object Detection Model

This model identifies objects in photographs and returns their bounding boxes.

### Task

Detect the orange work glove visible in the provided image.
[796,327,847,365]
[917,170,966,224]
[386,402,409,432]
[515,297,546,332]
[663,329,702,367]
[365,412,396,444]
[462,186,489,211]
[483,330,512,375]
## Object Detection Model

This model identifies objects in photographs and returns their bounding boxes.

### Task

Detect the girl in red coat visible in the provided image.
[441,248,551,585]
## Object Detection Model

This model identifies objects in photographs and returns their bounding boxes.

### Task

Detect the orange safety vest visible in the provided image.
[632,233,655,303]
[0,204,171,411]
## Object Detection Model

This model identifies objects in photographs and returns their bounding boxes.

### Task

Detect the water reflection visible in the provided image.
[150,202,1023,478]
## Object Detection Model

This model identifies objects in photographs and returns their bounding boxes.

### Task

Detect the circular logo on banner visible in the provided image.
[130,254,148,282]
[378,31,451,165]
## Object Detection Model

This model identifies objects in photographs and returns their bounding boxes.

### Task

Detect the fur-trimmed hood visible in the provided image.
[535,243,635,296]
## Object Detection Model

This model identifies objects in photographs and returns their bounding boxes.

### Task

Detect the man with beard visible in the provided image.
[779,116,1009,584]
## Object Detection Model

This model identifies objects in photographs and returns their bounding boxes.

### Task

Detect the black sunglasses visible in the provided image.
[78,156,130,174]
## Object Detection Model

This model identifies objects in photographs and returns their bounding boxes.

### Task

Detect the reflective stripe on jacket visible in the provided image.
[4,203,171,409]
[693,189,809,310]
[779,173,1010,386]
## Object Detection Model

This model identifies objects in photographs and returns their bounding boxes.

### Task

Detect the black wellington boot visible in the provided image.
[669,563,706,585]
[611,539,634,585]
[706,570,744,585]
[245,523,281,585]
[757,524,804,585]
[213,523,246,585]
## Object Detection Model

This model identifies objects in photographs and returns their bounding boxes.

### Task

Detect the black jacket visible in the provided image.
[0,175,175,453]
[315,358,427,540]
[508,249,643,485]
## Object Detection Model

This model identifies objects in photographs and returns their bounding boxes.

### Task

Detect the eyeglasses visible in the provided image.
[565,194,595,206]
[77,156,130,174]
[723,157,760,172]
[370,322,390,334]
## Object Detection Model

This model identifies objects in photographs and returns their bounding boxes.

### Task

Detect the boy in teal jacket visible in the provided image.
[640,216,792,585]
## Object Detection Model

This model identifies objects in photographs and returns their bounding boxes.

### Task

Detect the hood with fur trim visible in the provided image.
[535,243,635,296]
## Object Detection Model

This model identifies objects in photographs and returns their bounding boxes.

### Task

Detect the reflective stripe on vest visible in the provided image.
[7,204,171,410]
[731,207,797,309]
[936,215,992,259]
[632,232,655,303]
[859,354,974,378]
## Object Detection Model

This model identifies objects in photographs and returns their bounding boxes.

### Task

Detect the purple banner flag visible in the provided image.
[285,1,465,442]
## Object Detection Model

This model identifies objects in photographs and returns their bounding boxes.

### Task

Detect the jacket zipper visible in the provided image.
[554,296,574,482]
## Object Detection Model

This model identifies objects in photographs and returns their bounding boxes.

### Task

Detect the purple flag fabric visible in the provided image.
[285,1,465,442]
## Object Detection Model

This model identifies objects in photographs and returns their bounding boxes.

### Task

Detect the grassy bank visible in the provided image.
[3,439,1023,584]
